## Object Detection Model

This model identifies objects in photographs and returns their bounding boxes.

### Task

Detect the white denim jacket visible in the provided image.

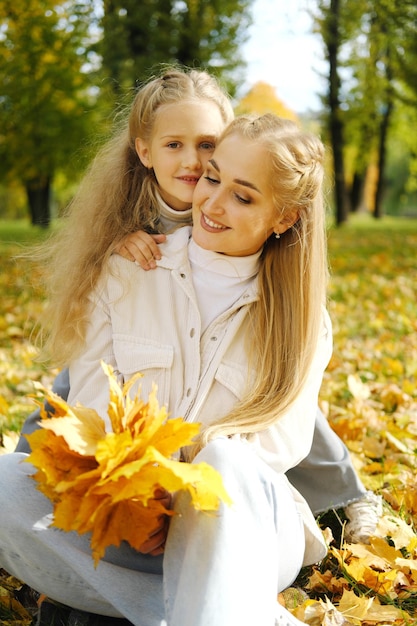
[68,226,333,564]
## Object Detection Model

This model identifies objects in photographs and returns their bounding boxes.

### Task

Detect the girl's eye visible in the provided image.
[200,142,215,151]
[204,175,219,185]
[167,142,180,149]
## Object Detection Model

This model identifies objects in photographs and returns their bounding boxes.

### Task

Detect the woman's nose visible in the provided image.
[204,189,225,214]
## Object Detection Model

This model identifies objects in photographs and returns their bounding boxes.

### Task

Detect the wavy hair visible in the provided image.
[195,114,328,449]
[35,66,234,366]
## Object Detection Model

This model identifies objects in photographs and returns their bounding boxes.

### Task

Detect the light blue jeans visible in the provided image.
[0,438,306,626]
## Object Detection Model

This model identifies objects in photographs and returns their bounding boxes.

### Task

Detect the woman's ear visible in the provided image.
[274,208,299,237]
[135,138,152,168]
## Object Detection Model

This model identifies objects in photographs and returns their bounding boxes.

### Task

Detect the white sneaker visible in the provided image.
[344,492,383,543]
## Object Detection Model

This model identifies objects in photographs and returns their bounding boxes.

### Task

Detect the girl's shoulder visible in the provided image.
[98,226,192,293]
[158,225,192,259]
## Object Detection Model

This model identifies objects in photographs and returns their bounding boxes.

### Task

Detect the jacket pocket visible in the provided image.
[215,360,253,401]
[113,335,174,408]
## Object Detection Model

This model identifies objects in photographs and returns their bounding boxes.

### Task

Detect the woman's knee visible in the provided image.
[194,437,257,474]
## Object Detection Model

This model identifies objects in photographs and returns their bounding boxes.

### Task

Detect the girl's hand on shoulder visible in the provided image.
[138,489,172,556]
[114,231,166,270]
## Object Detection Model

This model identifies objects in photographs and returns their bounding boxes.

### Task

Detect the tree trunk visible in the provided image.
[373,100,393,219]
[26,177,51,227]
[327,0,348,225]
[349,170,366,213]
[373,42,394,220]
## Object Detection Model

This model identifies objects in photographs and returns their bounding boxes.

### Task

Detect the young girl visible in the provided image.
[16,66,381,544]
[36,67,234,366]
[2,113,332,626]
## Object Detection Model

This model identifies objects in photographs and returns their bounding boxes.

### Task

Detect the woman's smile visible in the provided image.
[202,212,228,231]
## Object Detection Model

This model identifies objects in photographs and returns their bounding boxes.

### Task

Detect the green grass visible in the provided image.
[327,214,417,279]
[0,219,51,244]
[330,212,417,231]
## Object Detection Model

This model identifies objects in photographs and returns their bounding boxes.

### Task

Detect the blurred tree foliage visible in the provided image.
[0,0,252,226]
[0,0,99,226]
[2,0,417,227]
[99,0,251,96]
[315,0,417,224]
[235,81,298,121]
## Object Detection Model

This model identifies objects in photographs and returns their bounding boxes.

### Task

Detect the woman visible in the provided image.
[15,66,380,546]
[0,114,331,626]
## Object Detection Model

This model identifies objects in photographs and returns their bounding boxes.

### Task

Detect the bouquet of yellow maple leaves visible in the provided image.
[25,362,231,566]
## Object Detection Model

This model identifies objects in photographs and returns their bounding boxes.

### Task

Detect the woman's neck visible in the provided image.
[188,239,260,331]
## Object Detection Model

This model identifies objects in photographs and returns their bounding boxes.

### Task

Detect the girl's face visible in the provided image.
[192,133,286,257]
[135,100,226,212]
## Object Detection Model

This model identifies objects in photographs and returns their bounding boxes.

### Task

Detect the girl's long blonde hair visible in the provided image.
[36,66,233,366]
[197,114,328,448]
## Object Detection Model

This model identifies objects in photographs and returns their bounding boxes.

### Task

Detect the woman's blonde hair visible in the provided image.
[197,113,328,448]
[36,66,234,366]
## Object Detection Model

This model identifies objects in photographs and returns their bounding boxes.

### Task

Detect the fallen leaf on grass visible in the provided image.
[291,596,347,625]
[0,570,32,626]
[289,590,406,626]
[338,589,404,624]
[0,430,19,455]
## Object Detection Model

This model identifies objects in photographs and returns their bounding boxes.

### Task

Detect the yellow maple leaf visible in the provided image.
[361,567,397,595]
[364,597,406,623]
[337,589,374,624]
[40,406,106,456]
[26,362,232,565]
[291,596,346,626]
[27,428,97,501]
[347,374,371,401]
[347,541,394,570]
[332,543,399,596]
[369,536,403,566]
[376,514,417,551]
[306,568,349,595]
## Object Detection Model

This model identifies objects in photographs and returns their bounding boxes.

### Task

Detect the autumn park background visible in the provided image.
[1,1,417,625]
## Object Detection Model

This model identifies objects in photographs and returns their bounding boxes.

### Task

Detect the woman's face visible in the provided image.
[192,133,284,256]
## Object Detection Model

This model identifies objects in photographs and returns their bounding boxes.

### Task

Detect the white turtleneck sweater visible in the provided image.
[188,238,261,332]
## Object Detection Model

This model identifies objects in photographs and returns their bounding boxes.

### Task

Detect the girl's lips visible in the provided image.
[178,176,200,185]
[201,212,228,231]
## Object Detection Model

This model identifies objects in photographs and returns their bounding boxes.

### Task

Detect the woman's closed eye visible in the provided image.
[234,192,251,205]
[204,175,220,185]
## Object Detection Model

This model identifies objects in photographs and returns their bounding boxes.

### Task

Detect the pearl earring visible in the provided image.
[275,232,280,239]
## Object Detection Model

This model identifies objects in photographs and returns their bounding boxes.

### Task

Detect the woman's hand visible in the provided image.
[138,488,172,556]
[114,231,166,270]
